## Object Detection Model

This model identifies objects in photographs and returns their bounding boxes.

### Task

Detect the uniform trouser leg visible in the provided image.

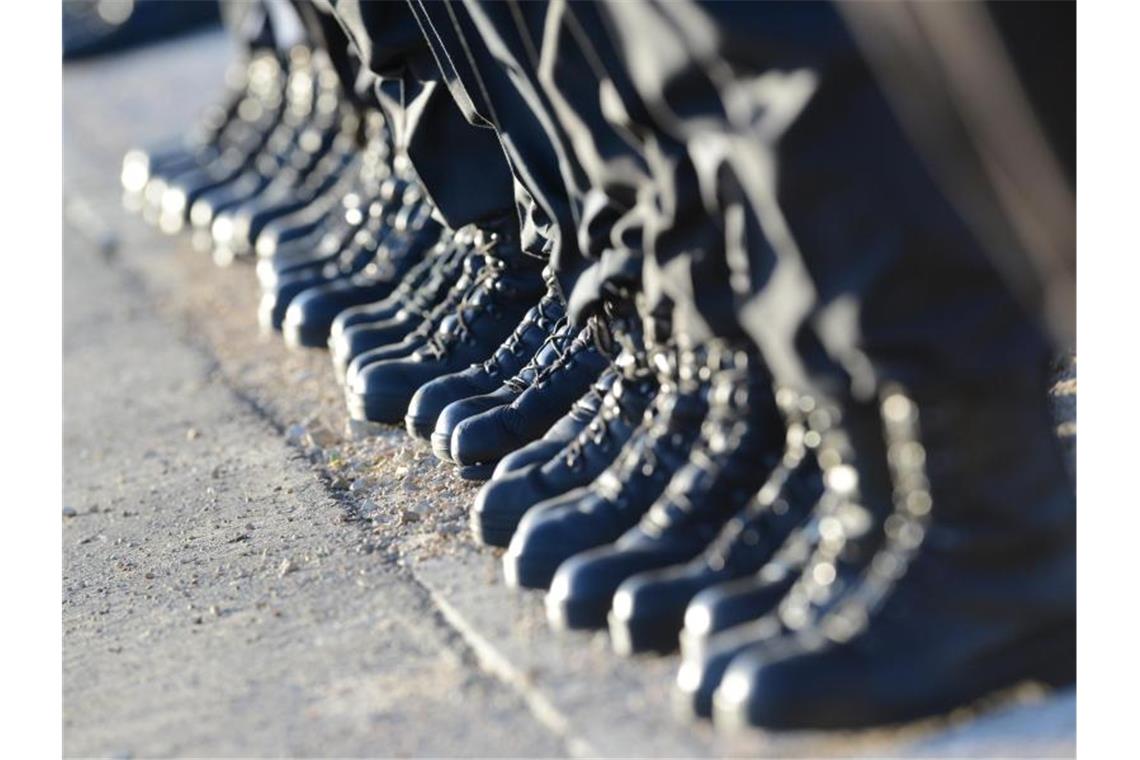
[600,0,1055,395]
[324,0,518,232]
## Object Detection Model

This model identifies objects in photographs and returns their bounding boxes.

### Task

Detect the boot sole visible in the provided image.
[546,591,610,631]
[430,431,455,463]
[502,550,562,589]
[284,321,332,350]
[345,389,409,425]
[469,512,516,549]
[609,609,683,656]
[458,462,496,481]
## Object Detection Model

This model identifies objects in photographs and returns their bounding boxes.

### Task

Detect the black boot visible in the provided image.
[501,342,708,590]
[609,439,822,656]
[340,243,490,388]
[405,273,566,440]
[427,317,575,464]
[282,199,443,348]
[252,155,362,261]
[345,224,546,425]
[212,103,365,261]
[712,373,1076,730]
[471,315,658,547]
[448,317,612,480]
[190,54,350,249]
[488,367,616,479]
[257,179,409,332]
[122,53,281,212]
[328,228,466,379]
[545,345,785,632]
[152,48,315,234]
[256,182,380,286]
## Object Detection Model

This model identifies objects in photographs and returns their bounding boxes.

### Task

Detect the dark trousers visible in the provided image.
[599,0,1056,396]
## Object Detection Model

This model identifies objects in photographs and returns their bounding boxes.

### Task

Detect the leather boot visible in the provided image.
[329,230,468,380]
[712,372,1076,730]
[345,223,545,425]
[138,53,286,229]
[501,342,708,591]
[448,316,612,480]
[340,238,484,389]
[670,392,892,721]
[282,198,443,348]
[609,437,822,656]
[428,318,576,465]
[122,54,278,211]
[544,345,786,632]
[404,272,566,439]
[257,182,384,287]
[257,179,408,332]
[488,367,616,479]
[189,54,348,245]
[153,48,315,234]
[472,313,658,547]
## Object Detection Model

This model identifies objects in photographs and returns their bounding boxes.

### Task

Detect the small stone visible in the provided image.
[285,424,306,446]
[186,427,200,441]
[348,478,371,494]
[394,466,409,478]
[63,506,78,518]
[209,605,220,617]
[398,509,421,525]
[278,558,296,577]
[306,426,339,449]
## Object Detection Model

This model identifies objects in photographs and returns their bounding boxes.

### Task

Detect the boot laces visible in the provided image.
[481,294,563,375]
[502,317,572,393]
[421,238,505,358]
[774,387,931,642]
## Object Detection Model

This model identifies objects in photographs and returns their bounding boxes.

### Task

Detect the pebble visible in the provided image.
[348,478,371,494]
[278,558,296,577]
[398,509,421,525]
[185,427,200,441]
[285,423,307,446]
[63,506,78,518]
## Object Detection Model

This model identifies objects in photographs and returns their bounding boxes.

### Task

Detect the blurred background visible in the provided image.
[64,0,220,60]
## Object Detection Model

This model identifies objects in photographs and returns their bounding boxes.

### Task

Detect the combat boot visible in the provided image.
[189,54,348,245]
[471,313,657,547]
[340,239,486,389]
[608,432,821,655]
[153,48,314,234]
[121,53,278,211]
[671,393,895,720]
[545,345,785,632]
[329,230,468,379]
[489,367,616,479]
[448,316,612,480]
[282,198,443,348]
[712,372,1075,730]
[345,223,545,425]
[501,342,708,590]
[257,180,408,332]
[426,317,574,459]
[404,271,566,439]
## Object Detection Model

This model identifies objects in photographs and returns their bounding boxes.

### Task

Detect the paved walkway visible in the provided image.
[63,31,1075,758]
